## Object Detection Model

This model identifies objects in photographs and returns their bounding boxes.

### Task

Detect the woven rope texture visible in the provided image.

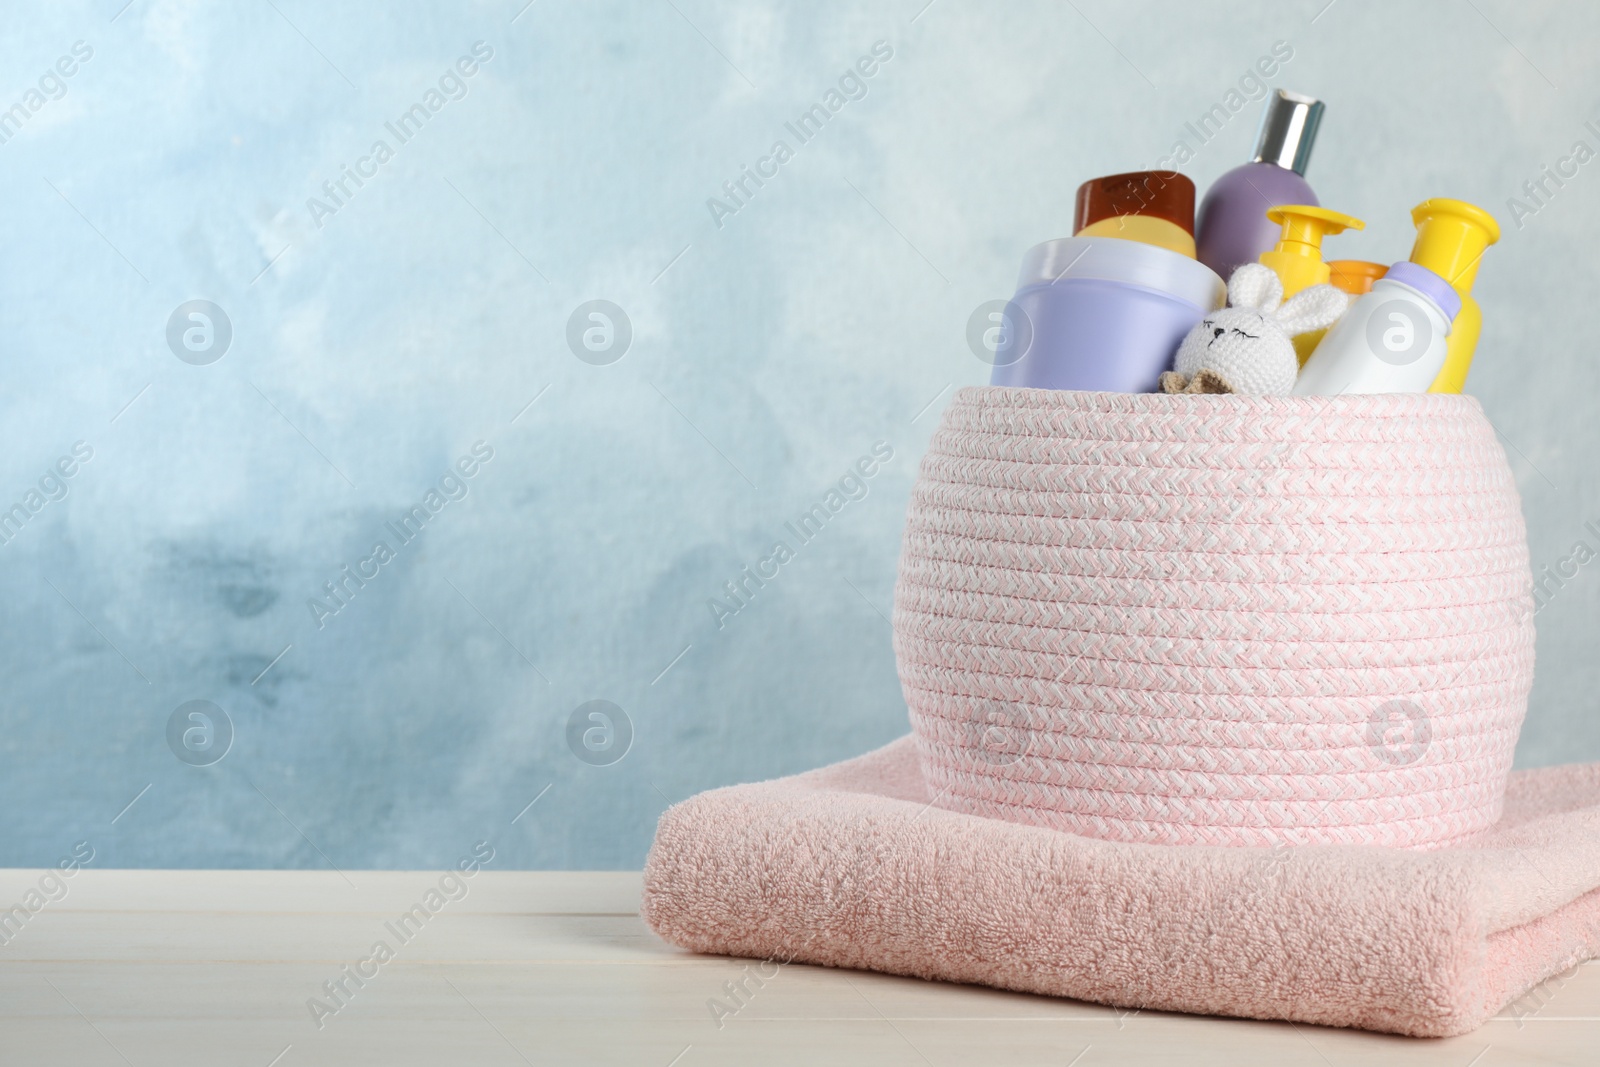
[893,386,1536,848]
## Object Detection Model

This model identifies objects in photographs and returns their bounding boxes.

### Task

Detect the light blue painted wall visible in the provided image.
[2,0,1596,869]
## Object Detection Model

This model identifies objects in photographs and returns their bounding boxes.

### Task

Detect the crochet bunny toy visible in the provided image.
[1161,263,1348,396]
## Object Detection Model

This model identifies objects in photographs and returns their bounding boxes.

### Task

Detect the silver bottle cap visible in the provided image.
[1251,89,1324,175]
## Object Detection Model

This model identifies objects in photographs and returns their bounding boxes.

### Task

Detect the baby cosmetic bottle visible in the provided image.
[1073,171,1197,258]
[1407,198,1500,393]
[1293,262,1461,396]
[1195,90,1325,281]
[1258,205,1364,362]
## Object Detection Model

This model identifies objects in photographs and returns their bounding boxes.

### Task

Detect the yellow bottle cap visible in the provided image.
[1409,198,1499,295]
[1076,215,1197,258]
[1265,204,1364,255]
[1260,205,1365,296]
[1327,260,1388,295]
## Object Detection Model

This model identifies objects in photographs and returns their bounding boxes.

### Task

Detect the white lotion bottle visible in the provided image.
[1293,261,1461,395]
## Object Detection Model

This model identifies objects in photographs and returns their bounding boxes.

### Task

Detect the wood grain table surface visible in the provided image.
[0,870,1593,1066]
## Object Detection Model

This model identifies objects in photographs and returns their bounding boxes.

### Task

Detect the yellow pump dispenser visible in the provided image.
[1408,199,1499,394]
[1260,205,1365,363]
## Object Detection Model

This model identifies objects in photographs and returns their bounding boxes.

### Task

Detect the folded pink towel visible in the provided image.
[642,736,1600,1037]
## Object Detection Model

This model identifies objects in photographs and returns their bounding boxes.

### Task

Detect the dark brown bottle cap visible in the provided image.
[1073,171,1196,236]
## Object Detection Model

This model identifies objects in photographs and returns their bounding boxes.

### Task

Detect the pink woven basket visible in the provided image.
[893,386,1536,849]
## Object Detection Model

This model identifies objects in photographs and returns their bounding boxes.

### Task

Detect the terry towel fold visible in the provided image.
[642,736,1600,1037]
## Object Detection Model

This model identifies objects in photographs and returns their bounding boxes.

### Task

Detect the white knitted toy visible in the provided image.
[1161,263,1348,396]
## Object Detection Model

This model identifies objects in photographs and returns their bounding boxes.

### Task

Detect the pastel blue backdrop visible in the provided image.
[3,0,1597,869]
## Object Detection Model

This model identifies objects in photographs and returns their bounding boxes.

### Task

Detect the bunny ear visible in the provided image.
[1226,263,1283,313]
[1275,283,1349,337]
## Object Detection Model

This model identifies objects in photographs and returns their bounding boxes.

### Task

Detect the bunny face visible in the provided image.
[1165,264,1348,396]
[1174,304,1299,396]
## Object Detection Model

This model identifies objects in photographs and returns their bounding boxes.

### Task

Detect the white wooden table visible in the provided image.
[0,871,1593,1066]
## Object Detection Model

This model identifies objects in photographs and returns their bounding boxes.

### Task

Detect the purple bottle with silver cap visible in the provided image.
[1195,90,1325,282]
[1293,261,1461,395]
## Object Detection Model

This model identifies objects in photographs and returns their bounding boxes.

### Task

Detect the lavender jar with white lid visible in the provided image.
[990,236,1225,393]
